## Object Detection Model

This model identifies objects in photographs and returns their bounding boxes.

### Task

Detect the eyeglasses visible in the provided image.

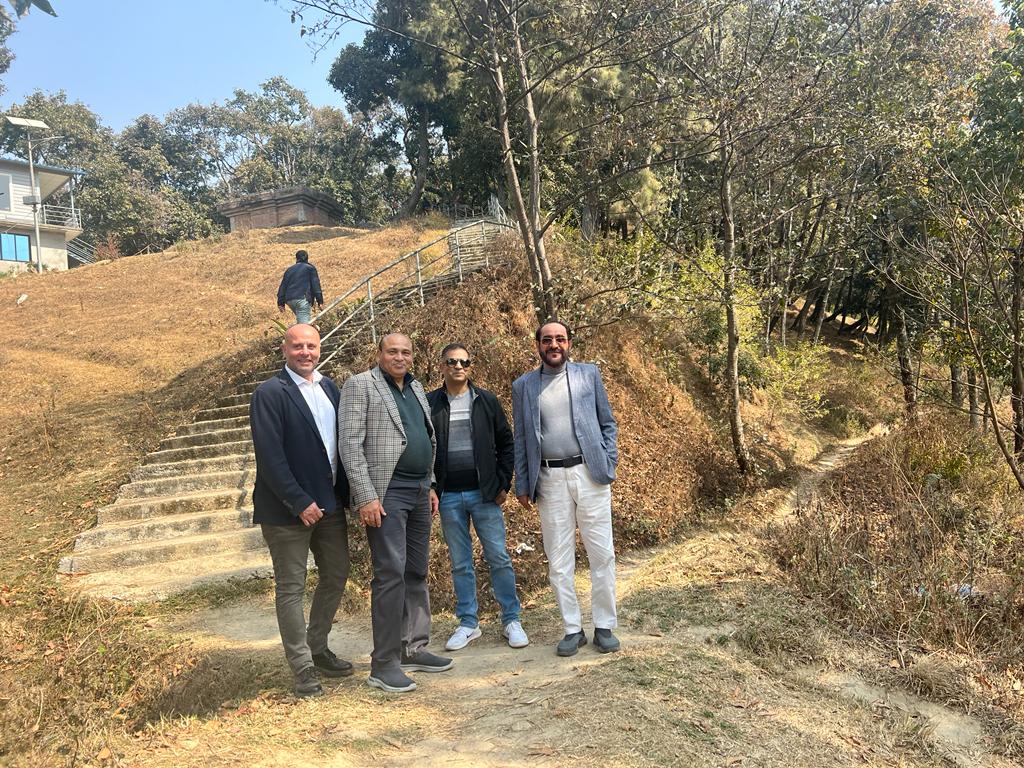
[540,336,569,346]
[444,358,473,368]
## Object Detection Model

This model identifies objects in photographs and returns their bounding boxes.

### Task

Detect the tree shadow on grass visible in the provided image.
[269,226,369,245]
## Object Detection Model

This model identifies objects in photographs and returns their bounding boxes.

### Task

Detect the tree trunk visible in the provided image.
[968,368,982,429]
[950,364,964,409]
[483,2,552,318]
[396,109,430,219]
[508,3,555,320]
[813,253,841,345]
[1012,244,1024,455]
[895,305,917,420]
[719,124,750,474]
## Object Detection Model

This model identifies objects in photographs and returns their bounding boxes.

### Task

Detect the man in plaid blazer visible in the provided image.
[339,332,453,693]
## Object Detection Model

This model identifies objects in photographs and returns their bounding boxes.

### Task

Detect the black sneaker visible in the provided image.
[312,648,354,678]
[556,630,587,657]
[367,668,417,693]
[400,649,455,672]
[294,666,323,698]
[593,628,621,653]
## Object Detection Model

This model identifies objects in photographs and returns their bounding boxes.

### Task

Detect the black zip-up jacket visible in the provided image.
[277,261,324,306]
[427,382,514,502]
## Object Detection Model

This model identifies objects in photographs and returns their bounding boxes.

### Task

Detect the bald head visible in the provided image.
[282,323,321,381]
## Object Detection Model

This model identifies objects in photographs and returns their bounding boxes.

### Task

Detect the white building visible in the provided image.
[0,157,83,274]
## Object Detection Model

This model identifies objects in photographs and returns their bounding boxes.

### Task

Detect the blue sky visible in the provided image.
[2,1,364,130]
[1,1,1010,133]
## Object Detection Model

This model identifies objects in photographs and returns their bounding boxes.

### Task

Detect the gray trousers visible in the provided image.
[261,513,350,676]
[366,478,432,673]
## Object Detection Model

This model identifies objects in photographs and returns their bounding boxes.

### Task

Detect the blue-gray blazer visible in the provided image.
[512,361,618,499]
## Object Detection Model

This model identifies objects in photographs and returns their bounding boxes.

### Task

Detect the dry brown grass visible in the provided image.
[775,410,1024,747]
[0,219,446,766]
[0,219,446,582]
[328,263,741,605]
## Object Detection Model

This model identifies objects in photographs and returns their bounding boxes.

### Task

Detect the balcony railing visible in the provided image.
[41,204,82,229]
[0,203,82,230]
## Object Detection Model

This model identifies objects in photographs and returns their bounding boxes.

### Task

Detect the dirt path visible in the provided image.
[120,431,1016,768]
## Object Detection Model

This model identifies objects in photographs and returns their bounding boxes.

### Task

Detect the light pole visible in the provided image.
[4,115,51,274]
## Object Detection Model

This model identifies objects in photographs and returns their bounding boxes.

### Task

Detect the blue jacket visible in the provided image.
[512,361,618,499]
[250,368,348,525]
[277,261,324,306]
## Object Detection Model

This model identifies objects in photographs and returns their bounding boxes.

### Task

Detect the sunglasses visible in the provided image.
[444,358,473,368]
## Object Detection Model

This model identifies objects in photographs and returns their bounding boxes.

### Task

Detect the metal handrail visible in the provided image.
[310,219,499,325]
[313,217,513,371]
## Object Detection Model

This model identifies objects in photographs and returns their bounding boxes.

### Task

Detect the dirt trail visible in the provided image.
[126,431,1015,768]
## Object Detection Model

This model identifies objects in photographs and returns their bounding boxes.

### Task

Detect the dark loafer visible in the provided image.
[367,668,417,693]
[556,631,587,657]
[312,648,355,677]
[400,650,455,672]
[295,667,323,698]
[593,628,621,653]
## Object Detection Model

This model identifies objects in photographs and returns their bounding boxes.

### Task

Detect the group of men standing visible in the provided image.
[250,316,621,697]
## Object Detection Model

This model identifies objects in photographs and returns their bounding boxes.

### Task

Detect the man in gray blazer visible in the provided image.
[513,320,620,657]
[339,332,453,693]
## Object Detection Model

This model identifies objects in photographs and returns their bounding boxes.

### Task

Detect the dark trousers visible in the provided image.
[366,478,432,673]
[261,513,350,676]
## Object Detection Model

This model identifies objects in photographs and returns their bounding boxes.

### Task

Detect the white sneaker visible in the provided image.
[503,621,530,648]
[445,625,482,651]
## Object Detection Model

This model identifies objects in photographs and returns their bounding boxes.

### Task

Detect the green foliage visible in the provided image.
[759,342,830,427]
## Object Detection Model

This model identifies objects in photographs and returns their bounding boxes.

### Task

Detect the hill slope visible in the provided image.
[0,221,446,580]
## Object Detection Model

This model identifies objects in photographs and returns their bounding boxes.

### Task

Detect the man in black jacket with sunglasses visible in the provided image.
[426,343,528,651]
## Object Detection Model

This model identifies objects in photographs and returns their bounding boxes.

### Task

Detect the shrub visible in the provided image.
[775,413,1024,670]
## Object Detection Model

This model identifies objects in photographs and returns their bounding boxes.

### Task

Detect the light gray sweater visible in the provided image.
[538,363,583,460]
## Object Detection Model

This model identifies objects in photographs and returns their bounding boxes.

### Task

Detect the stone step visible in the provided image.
[216,393,252,408]
[195,403,250,421]
[244,368,283,383]
[143,439,253,465]
[158,426,251,451]
[61,545,276,602]
[98,488,250,525]
[71,507,254,552]
[59,526,265,574]
[118,469,252,500]
[234,380,263,395]
[173,415,250,437]
[131,453,255,482]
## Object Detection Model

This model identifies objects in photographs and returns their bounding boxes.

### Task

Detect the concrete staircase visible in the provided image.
[58,219,512,600]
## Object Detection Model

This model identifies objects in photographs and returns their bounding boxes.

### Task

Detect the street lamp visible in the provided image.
[4,115,50,274]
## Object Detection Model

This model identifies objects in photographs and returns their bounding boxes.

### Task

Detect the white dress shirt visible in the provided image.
[285,365,339,483]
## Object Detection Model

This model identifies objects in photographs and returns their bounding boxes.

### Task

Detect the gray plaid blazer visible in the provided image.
[338,365,436,509]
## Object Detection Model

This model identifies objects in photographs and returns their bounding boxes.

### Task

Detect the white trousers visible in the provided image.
[536,463,617,634]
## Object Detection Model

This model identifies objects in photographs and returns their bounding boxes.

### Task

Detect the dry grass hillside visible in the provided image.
[0,225,748,766]
[0,220,446,581]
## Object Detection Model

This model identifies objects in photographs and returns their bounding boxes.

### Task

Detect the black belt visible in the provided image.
[541,455,584,468]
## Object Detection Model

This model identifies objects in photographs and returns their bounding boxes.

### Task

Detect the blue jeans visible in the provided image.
[439,489,521,627]
[287,298,312,324]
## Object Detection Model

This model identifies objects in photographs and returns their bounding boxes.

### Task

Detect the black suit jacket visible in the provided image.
[250,368,349,525]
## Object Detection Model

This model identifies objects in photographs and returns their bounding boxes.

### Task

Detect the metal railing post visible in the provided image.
[454,229,463,282]
[415,251,425,306]
[481,220,489,267]
[367,280,377,345]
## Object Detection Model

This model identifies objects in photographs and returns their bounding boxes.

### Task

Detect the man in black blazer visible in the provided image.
[250,323,351,698]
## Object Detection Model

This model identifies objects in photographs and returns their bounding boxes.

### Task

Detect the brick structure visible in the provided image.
[217,186,344,233]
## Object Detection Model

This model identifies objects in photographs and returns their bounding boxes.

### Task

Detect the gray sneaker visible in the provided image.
[367,668,417,693]
[556,631,587,657]
[593,628,621,653]
[294,666,323,698]
[400,649,455,672]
